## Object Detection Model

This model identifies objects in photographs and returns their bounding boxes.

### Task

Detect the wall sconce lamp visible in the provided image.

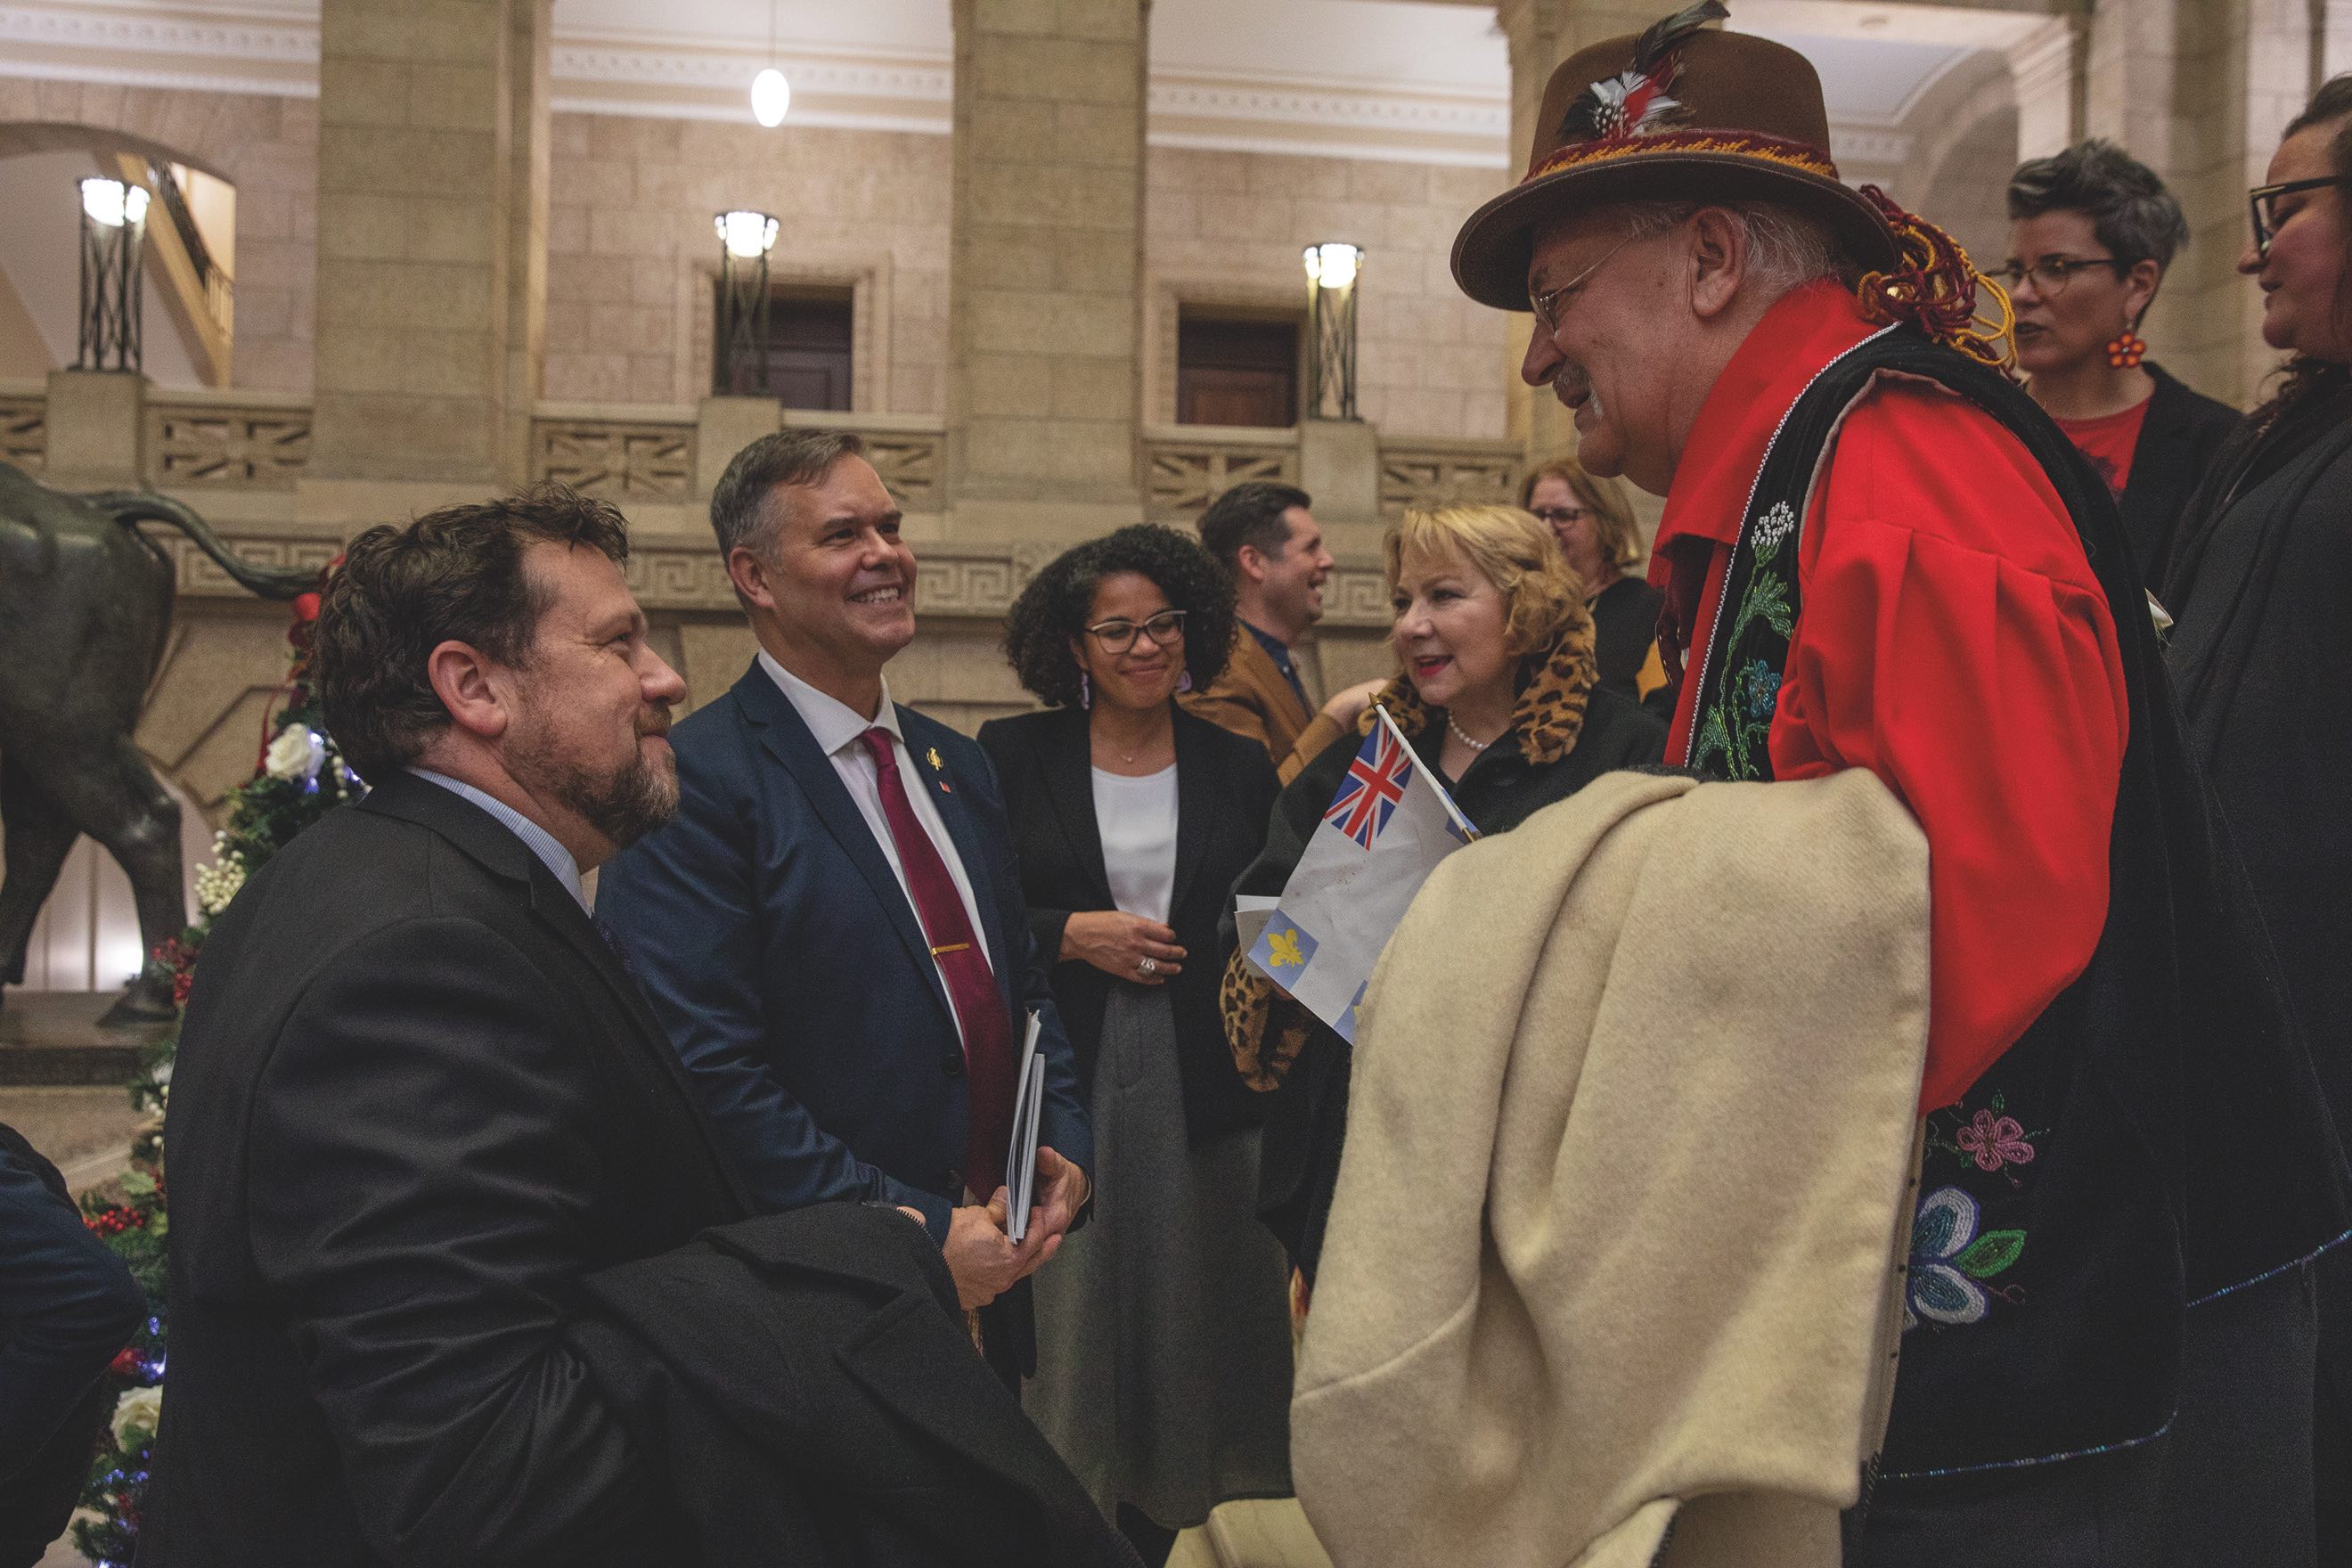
[77,176,150,372]
[1303,241,1362,421]
[714,209,780,396]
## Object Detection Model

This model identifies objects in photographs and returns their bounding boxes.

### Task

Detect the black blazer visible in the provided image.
[2121,359,2241,589]
[570,1201,1139,1568]
[979,705,1279,1144]
[142,773,752,1568]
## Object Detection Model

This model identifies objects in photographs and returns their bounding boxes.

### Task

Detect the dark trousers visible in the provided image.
[1850,1263,2317,1567]
[2315,1248,2352,1564]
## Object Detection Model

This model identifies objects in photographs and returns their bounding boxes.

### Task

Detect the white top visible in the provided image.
[758,651,993,1042]
[409,767,588,911]
[1090,764,1179,925]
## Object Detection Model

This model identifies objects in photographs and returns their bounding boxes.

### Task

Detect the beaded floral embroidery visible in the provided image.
[1955,1108,2037,1173]
[1692,502,1799,781]
[1905,1186,2027,1329]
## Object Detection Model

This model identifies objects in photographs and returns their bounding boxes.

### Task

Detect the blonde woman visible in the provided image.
[1222,503,1665,1292]
[1520,459,1664,705]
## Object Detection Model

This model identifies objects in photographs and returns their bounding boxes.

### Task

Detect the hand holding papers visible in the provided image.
[1004,1010,1047,1244]
[1244,706,1477,1041]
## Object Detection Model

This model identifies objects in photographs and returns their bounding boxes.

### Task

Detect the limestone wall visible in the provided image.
[545,116,955,412]
[1145,148,1513,441]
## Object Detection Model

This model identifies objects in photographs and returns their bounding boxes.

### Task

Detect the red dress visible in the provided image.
[1650,281,2130,1110]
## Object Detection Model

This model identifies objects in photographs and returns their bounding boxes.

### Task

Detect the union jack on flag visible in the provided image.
[1324,724,1413,849]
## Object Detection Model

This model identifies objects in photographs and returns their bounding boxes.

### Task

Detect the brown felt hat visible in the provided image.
[1451,8,1899,313]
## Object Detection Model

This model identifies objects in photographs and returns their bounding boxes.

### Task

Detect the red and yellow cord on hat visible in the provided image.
[1855,185,2018,372]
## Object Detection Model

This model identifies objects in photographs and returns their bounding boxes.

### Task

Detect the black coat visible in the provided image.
[2120,359,2241,589]
[1228,678,1667,1283]
[1586,575,1663,704]
[142,774,753,1568]
[0,1122,144,1568]
[569,1201,1139,1568]
[978,705,1279,1144]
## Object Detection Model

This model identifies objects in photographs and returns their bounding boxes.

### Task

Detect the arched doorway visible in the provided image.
[0,122,237,388]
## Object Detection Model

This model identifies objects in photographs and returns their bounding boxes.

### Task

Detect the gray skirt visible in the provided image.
[1025,984,1294,1531]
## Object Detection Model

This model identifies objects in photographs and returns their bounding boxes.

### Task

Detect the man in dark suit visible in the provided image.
[597,431,1091,1380]
[143,490,755,1566]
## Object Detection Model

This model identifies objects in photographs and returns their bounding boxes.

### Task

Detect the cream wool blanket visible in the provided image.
[1291,770,1930,1568]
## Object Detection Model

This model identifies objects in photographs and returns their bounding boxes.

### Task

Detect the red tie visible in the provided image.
[861,729,1017,1200]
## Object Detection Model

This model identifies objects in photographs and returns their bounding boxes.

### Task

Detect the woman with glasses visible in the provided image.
[2161,73,2352,1564]
[979,524,1293,1567]
[2003,140,2239,585]
[1221,504,1665,1300]
[1517,458,1666,706]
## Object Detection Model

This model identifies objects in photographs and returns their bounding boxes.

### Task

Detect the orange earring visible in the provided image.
[2106,329,2148,369]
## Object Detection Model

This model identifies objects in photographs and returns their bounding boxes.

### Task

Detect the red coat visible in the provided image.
[1650,282,2129,1109]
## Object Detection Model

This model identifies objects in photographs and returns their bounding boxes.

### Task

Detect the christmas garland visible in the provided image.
[71,570,360,1567]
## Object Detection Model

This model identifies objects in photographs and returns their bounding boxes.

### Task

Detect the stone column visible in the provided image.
[943,0,1149,542]
[2007,18,2085,163]
[502,0,552,486]
[2086,0,2318,407]
[1494,0,1656,470]
[309,0,551,496]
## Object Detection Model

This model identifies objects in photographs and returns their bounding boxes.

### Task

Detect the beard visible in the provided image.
[508,706,680,852]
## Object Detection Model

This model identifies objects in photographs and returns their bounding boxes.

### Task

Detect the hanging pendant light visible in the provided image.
[750,0,789,127]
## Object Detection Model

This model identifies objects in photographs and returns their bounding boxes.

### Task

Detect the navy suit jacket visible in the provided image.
[597,662,1091,1243]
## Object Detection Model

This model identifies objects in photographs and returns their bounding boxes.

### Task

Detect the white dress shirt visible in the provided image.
[409,767,590,912]
[757,652,994,1041]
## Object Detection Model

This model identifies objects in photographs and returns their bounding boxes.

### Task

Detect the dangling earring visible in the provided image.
[1079,671,1091,710]
[2106,327,2148,369]
[1176,670,1193,694]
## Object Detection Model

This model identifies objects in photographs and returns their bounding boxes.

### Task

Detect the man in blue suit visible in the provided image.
[598,430,1091,1381]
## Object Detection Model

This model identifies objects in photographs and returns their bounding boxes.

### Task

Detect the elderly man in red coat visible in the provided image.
[1449,4,2349,1564]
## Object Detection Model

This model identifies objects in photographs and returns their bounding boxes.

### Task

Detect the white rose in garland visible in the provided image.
[111,1384,163,1450]
[264,723,326,785]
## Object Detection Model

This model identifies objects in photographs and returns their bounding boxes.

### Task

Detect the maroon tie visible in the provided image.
[861,729,1017,1200]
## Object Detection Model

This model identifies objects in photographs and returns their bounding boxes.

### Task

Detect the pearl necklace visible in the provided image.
[1447,715,1499,753]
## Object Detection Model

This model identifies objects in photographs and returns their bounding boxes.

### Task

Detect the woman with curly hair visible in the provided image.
[978,524,1293,1566]
[1222,503,1665,1296]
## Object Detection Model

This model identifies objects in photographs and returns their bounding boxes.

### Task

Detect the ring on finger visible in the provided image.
[1136,955,1157,977]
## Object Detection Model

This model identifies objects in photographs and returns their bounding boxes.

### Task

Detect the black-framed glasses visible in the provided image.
[1991,254,2128,296]
[2250,176,2352,259]
[1082,608,1186,653]
[1529,504,1588,527]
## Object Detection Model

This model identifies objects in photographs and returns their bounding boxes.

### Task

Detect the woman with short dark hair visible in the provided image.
[980,525,1293,1567]
[2003,139,2240,583]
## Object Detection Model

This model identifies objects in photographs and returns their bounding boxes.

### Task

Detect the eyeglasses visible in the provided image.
[1529,232,1639,338]
[1082,608,1187,653]
[1529,505,1588,527]
[1991,254,2128,296]
[2250,176,2352,259]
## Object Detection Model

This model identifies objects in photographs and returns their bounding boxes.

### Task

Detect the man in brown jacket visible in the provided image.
[1182,481,1333,763]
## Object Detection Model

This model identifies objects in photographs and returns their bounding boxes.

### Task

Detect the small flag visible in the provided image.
[1244,706,1476,1039]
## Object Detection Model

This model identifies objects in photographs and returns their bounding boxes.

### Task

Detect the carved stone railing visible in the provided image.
[531,403,698,502]
[1376,435,1522,521]
[0,381,47,471]
[780,408,945,513]
[147,388,313,486]
[1141,423,1300,522]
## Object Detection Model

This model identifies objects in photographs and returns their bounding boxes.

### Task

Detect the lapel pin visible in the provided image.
[926,747,943,771]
